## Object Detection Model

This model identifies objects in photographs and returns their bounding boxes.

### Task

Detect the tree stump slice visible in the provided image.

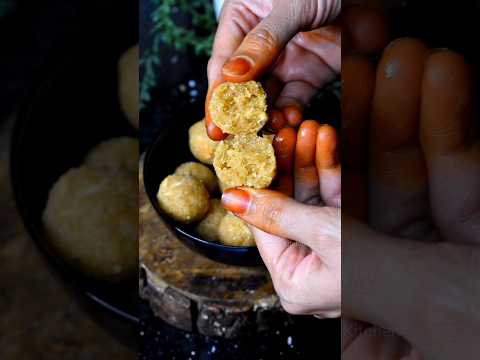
[139,160,285,338]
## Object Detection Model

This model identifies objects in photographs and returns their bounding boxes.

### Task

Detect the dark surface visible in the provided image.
[140,300,339,360]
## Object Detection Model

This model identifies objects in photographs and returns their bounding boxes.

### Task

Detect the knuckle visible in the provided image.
[258,201,285,233]
[246,27,278,54]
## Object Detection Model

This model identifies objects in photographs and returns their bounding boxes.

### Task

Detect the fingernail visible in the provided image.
[282,105,303,127]
[222,57,251,77]
[222,188,250,215]
[317,125,338,169]
[268,109,286,130]
[206,119,227,140]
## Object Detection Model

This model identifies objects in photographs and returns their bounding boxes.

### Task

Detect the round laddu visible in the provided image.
[157,175,210,223]
[84,137,138,175]
[195,199,227,242]
[213,134,276,189]
[189,120,218,165]
[218,213,255,247]
[42,166,138,281]
[209,81,268,135]
[174,161,217,193]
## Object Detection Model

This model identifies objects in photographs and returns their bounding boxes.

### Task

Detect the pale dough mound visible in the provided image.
[213,134,276,189]
[157,175,209,223]
[188,120,218,165]
[42,167,138,281]
[174,161,217,193]
[85,137,138,175]
[218,213,255,247]
[209,81,268,135]
[118,45,139,129]
[195,199,227,242]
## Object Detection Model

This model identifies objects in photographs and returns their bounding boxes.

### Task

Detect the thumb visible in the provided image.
[221,187,340,252]
[221,0,340,82]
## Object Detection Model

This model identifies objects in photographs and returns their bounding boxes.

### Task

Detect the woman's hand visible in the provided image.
[222,121,341,317]
[205,0,341,139]
[342,36,480,359]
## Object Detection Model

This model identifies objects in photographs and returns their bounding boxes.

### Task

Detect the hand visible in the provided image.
[205,0,341,139]
[222,121,341,317]
[343,38,480,359]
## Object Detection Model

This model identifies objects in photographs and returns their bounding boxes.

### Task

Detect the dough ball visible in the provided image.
[174,161,217,193]
[189,120,218,164]
[209,81,268,135]
[213,134,276,189]
[118,45,139,129]
[85,137,138,174]
[42,167,138,281]
[195,199,227,242]
[157,175,209,223]
[218,213,255,247]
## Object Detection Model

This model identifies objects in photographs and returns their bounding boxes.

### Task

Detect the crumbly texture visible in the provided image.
[218,213,255,247]
[157,175,209,223]
[42,166,138,281]
[209,81,268,135]
[118,45,139,129]
[188,120,218,165]
[195,199,227,242]
[174,161,217,193]
[213,134,276,189]
[84,137,138,175]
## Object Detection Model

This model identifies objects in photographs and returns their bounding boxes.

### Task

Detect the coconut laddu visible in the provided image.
[210,81,276,189]
[213,134,276,189]
[209,81,268,135]
[157,174,209,223]
[174,161,217,193]
[188,119,218,165]
[196,199,226,242]
[218,213,255,247]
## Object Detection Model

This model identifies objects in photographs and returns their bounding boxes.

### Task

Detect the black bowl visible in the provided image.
[143,120,263,267]
[10,45,138,346]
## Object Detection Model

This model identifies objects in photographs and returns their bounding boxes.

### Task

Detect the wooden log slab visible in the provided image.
[139,160,285,338]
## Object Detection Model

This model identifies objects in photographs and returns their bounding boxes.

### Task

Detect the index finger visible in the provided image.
[205,4,258,140]
[221,187,340,251]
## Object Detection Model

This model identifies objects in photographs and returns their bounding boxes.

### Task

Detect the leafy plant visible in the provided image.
[140,0,217,109]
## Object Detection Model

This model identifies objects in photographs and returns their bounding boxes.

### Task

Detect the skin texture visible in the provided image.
[342,54,375,221]
[370,38,432,240]
[272,127,296,196]
[342,4,389,55]
[342,43,480,360]
[205,0,341,139]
